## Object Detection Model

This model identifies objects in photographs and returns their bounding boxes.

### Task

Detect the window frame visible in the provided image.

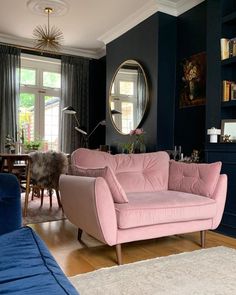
[19,54,61,150]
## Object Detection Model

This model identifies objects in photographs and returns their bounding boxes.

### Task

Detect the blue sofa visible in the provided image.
[0,173,79,295]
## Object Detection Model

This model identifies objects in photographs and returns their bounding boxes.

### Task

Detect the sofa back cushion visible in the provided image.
[71,148,170,193]
[168,160,222,197]
[70,165,129,203]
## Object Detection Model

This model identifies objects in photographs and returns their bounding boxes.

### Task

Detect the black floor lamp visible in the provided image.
[62,106,106,148]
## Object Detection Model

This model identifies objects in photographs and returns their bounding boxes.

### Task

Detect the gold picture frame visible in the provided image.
[221,119,236,142]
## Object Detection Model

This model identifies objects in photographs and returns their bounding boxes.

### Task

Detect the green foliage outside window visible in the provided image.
[20,68,36,85]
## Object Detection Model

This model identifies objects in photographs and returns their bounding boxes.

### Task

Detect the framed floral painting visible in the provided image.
[179,52,206,108]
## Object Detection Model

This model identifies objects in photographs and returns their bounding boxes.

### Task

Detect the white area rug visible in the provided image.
[70,246,236,295]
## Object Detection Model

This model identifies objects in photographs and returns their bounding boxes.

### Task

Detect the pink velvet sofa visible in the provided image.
[59,148,227,264]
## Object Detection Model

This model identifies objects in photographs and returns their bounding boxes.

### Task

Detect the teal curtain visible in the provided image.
[0,45,20,152]
[60,56,90,153]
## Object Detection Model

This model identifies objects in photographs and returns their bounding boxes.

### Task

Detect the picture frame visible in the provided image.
[221,119,236,142]
[179,52,206,108]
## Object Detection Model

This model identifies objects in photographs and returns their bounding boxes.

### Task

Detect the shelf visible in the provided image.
[222,11,236,24]
[221,100,236,107]
[221,56,236,66]
[205,142,236,153]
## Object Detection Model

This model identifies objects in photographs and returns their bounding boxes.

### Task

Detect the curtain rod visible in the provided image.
[0,41,93,60]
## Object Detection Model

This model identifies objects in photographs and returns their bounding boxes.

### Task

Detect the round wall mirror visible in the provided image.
[109,60,149,135]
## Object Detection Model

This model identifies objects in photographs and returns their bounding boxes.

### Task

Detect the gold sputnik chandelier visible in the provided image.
[33,7,63,51]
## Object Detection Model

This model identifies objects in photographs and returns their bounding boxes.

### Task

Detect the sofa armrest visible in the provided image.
[59,175,118,245]
[211,174,228,229]
[0,173,22,235]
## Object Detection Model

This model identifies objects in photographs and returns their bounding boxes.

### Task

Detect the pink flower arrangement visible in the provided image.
[129,128,144,136]
[130,128,145,146]
[121,128,146,153]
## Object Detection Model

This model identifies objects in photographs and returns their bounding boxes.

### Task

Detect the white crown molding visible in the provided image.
[98,0,205,46]
[0,33,102,59]
[98,0,160,45]
[176,0,205,16]
[155,0,178,16]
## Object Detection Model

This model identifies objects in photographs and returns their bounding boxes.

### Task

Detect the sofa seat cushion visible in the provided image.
[0,227,78,295]
[115,191,217,229]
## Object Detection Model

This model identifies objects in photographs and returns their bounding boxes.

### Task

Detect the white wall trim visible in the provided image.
[98,0,205,45]
[176,0,205,16]
[97,0,160,45]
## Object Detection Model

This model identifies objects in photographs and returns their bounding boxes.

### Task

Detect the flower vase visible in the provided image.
[189,80,195,100]
[133,140,146,153]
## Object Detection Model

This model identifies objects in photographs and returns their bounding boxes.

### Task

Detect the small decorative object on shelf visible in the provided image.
[207,127,221,143]
[191,149,200,163]
[179,149,200,163]
[222,134,232,143]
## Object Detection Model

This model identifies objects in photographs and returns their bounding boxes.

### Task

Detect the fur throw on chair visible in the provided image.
[29,151,68,190]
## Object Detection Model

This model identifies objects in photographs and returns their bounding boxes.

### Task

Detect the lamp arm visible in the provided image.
[87,122,101,140]
[73,114,80,128]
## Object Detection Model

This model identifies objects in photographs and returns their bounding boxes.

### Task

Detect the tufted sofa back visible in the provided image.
[71,148,170,193]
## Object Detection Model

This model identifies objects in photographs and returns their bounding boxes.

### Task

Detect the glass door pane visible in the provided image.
[44,96,60,151]
[43,72,61,88]
[19,93,35,141]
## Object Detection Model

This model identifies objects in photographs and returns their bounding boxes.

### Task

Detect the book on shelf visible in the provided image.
[231,82,236,100]
[229,38,236,58]
[222,80,231,101]
[221,38,229,60]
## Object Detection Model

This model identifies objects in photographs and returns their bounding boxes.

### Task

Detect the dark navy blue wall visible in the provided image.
[106,12,176,153]
[175,2,207,157]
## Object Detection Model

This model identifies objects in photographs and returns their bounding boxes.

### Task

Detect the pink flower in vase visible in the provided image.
[129,128,146,153]
[129,128,144,136]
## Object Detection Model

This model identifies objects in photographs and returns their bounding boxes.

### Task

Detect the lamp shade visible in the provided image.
[111,109,122,115]
[207,127,221,143]
[100,120,106,126]
[75,127,87,135]
[207,128,221,135]
[62,106,76,114]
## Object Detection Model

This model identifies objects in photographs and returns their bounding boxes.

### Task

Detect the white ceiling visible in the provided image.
[0,0,204,58]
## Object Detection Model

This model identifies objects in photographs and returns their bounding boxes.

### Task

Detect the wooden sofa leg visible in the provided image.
[77,228,83,241]
[116,244,122,265]
[200,230,206,248]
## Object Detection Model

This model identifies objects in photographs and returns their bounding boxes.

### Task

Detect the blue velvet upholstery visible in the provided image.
[0,227,79,294]
[0,173,79,294]
[0,173,21,235]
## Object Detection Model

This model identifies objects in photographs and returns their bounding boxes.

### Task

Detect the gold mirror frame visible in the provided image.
[109,60,149,135]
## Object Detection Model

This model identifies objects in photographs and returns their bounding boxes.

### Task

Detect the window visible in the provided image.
[110,69,137,133]
[19,54,61,151]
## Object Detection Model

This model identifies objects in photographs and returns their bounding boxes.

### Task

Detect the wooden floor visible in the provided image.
[30,220,236,277]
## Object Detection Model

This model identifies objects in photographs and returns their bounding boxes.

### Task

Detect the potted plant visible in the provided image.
[24,139,42,153]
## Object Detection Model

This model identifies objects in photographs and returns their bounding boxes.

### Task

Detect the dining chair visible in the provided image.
[27,151,68,212]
